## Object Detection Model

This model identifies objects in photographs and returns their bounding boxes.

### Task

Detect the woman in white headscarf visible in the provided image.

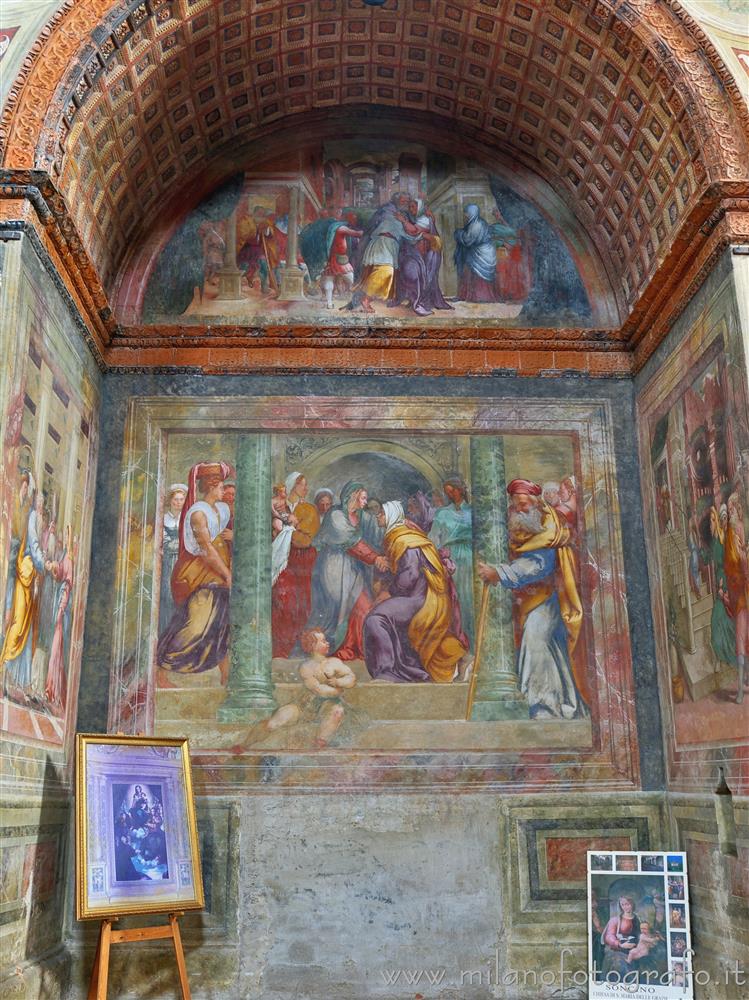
[271,471,320,658]
[363,501,467,683]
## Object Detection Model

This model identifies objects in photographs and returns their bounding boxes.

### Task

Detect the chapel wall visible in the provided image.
[0,231,102,999]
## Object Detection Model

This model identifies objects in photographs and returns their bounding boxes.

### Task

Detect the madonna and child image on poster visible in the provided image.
[75,735,204,919]
[588,851,692,999]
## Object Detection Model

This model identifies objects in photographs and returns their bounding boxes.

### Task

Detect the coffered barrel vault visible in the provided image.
[2,0,749,373]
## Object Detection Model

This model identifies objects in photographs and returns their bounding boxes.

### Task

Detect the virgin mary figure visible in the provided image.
[305,481,384,659]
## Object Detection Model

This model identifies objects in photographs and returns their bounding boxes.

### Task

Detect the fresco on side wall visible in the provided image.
[107,398,638,789]
[141,141,596,328]
[0,241,99,751]
[638,255,749,786]
[0,237,99,992]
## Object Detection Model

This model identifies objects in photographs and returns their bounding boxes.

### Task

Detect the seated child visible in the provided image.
[257,629,357,748]
[271,484,300,537]
[626,922,662,963]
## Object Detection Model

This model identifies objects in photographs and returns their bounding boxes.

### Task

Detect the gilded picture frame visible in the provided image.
[75,734,204,920]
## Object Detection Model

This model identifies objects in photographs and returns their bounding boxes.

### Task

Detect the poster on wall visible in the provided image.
[587,851,692,999]
[75,735,204,919]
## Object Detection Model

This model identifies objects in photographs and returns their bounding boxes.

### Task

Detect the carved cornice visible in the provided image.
[622,182,749,348]
[112,327,625,351]
[3,220,108,372]
[633,211,749,372]
[0,168,116,350]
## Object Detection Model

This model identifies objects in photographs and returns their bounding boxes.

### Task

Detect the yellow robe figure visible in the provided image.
[1,503,45,689]
[372,516,466,684]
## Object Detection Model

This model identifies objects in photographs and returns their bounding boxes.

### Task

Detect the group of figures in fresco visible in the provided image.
[154,458,590,742]
[198,196,529,317]
[1,467,76,713]
[143,143,594,326]
[650,350,749,709]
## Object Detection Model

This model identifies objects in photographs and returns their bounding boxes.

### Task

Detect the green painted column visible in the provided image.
[470,435,527,720]
[217,433,277,722]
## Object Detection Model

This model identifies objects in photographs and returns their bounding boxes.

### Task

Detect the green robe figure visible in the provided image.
[429,478,475,649]
[709,505,737,668]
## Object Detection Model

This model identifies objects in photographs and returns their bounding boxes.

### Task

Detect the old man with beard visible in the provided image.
[477,479,590,719]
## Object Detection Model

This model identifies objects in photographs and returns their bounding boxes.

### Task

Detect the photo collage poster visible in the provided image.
[588,851,692,999]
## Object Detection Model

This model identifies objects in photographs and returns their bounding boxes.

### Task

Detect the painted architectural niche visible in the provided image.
[108,397,638,789]
[133,141,615,329]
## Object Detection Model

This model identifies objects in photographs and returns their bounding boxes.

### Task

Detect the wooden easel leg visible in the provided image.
[169,913,191,1000]
[86,922,103,1000]
[96,918,113,1000]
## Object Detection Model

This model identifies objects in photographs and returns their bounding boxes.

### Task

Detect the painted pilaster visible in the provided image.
[469,435,527,720]
[217,207,243,300]
[278,184,306,301]
[217,433,276,722]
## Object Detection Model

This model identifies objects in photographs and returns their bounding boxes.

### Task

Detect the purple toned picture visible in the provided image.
[76,736,203,919]
[112,783,169,882]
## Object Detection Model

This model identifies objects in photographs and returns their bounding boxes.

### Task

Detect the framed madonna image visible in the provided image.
[587,851,693,999]
[75,735,204,919]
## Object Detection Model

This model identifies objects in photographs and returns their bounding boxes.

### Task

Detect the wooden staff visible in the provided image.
[261,227,279,293]
[465,580,491,721]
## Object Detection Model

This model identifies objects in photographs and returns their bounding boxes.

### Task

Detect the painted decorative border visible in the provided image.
[107,394,639,792]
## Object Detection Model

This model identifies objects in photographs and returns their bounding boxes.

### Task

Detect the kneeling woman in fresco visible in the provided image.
[364,501,468,683]
[156,462,233,686]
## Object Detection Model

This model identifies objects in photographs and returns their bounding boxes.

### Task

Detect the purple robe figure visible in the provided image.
[364,544,434,682]
[364,501,467,683]
[391,209,452,316]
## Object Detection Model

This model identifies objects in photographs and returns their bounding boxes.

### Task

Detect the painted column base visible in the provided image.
[217,686,277,723]
[278,265,306,301]
[217,267,244,300]
[470,697,528,722]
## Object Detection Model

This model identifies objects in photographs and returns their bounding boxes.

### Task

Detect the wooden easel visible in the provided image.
[87,911,190,1000]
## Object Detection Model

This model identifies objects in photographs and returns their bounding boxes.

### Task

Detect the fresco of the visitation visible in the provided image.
[116,407,636,761]
[141,141,595,328]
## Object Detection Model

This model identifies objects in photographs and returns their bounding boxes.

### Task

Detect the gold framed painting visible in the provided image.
[75,734,204,919]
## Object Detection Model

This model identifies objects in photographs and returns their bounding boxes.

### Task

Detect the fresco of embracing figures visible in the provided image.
[137,139,611,329]
[107,397,638,790]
